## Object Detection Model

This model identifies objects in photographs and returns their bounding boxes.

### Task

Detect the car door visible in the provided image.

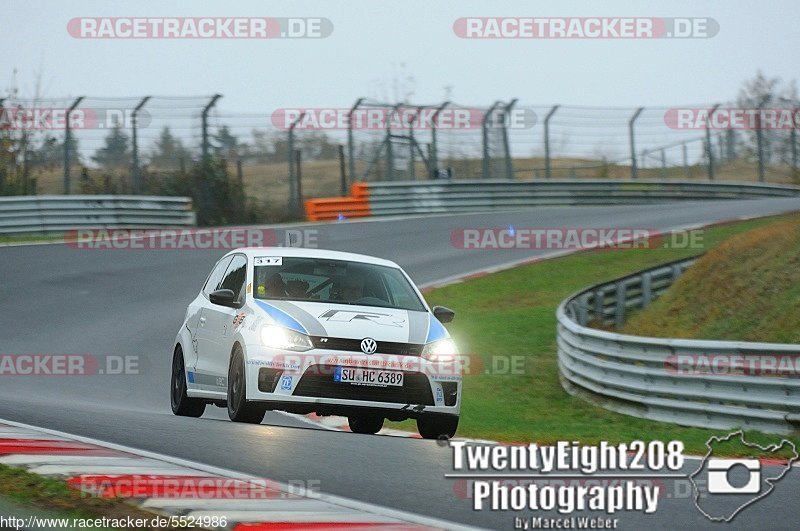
[195,254,248,387]
[187,256,233,373]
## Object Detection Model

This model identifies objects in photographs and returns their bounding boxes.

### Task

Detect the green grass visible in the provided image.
[0,463,156,525]
[0,233,64,244]
[388,213,800,456]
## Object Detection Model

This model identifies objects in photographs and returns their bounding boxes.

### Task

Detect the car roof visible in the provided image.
[228,247,402,269]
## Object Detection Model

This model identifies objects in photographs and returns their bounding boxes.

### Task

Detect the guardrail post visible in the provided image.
[544,105,559,179]
[641,272,652,307]
[482,101,502,179]
[629,107,644,179]
[288,111,306,217]
[594,287,604,323]
[131,96,151,195]
[347,98,364,187]
[430,101,449,178]
[63,96,84,195]
[614,282,626,329]
[502,99,518,180]
[705,103,720,181]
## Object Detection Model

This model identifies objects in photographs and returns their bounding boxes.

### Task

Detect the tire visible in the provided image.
[227,346,267,424]
[417,414,459,439]
[171,346,206,418]
[348,415,384,435]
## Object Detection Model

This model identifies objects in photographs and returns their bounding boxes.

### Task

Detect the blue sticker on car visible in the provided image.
[281,375,293,390]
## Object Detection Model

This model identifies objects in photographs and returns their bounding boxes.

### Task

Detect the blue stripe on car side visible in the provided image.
[426,313,448,343]
[254,300,309,334]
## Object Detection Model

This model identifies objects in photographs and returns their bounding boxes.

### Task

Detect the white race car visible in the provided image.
[171,247,461,438]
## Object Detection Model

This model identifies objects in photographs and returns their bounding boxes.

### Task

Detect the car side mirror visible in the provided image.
[209,289,237,307]
[433,305,455,323]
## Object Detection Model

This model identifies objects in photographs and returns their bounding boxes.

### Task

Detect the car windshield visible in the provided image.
[253,257,426,312]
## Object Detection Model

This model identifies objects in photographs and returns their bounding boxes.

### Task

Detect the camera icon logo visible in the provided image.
[706,458,761,494]
[690,430,798,522]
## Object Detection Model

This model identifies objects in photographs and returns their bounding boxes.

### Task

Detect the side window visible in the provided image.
[202,256,233,297]
[218,255,248,301]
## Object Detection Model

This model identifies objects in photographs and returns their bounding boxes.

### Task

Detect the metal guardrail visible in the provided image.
[358,179,800,216]
[557,256,800,435]
[0,195,196,234]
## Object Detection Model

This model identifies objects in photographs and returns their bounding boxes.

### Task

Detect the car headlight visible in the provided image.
[421,338,458,362]
[260,325,313,352]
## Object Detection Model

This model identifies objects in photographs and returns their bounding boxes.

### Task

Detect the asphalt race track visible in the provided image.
[2,198,800,530]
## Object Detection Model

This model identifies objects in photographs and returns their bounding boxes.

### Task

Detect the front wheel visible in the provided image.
[417,414,459,439]
[227,346,267,424]
[171,346,206,417]
[348,415,384,434]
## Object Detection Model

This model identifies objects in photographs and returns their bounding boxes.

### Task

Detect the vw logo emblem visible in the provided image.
[360,337,377,354]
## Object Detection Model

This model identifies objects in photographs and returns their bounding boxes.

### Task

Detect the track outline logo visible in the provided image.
[689,430,799,522]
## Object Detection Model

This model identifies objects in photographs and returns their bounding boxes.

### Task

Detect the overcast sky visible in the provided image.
[3,0,798,109]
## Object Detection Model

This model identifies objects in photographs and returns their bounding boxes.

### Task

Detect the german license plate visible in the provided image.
[334,367,403,387]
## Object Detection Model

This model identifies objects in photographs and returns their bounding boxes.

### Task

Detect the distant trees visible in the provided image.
[91,124,130,169]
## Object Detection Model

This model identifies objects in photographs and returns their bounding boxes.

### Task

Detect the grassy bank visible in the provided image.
[623,214,800,343]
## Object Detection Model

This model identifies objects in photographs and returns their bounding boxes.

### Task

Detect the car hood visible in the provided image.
[252,299,446,344]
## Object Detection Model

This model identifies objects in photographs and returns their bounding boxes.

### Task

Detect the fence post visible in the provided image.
[131,96,151,195]
[63,96,84,195]
[338,144,347,196]
[430,101,449,178]
[791,126,798,175]
[482,100,502,179]
[295,149,303,216]
[756,97,768,182]
[199,94,221,222]
[660,149,667,178]
[682,143,689,177]
[288,112,306,217]
[408,107,418,180]
[705,103,720,181]
[544,105,559,179]
[347,98,364,187]
[502,99,517,180]
[629,107,644,179]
